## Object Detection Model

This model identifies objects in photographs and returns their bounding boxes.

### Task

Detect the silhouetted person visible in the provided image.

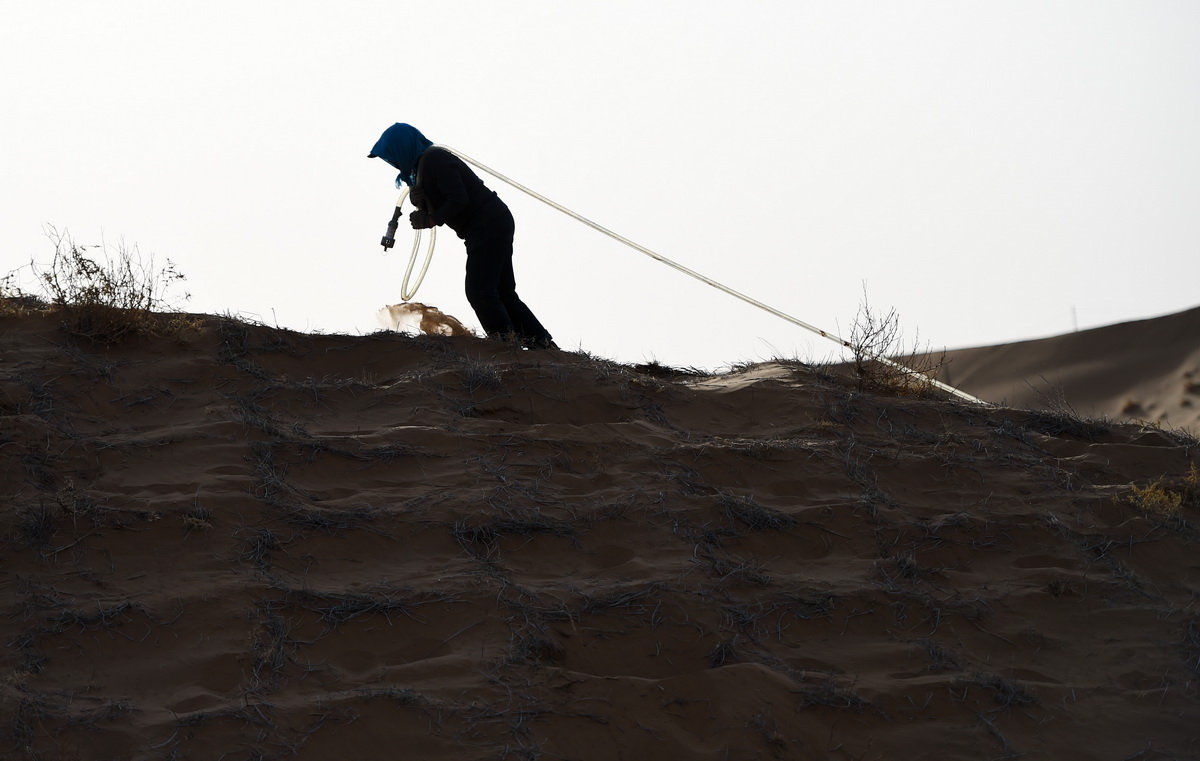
[369,123,556,349]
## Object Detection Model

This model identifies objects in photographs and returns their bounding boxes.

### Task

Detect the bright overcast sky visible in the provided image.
[3,1,1198,369]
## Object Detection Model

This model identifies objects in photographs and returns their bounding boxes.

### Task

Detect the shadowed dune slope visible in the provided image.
[934,305,1200,433]
[2,311,1199,760]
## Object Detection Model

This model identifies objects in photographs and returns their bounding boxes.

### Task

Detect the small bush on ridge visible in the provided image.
[848,288,946,397]
[5,226,196,343]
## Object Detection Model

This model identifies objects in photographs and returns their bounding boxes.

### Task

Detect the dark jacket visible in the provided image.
[410,147,506,238]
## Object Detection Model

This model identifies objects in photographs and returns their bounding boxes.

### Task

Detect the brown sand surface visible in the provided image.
[932,306,1200,434]
[3,310,1199,760]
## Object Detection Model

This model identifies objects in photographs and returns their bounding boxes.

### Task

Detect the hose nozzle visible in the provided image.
[381,218,398,250]
[381,202,404,251]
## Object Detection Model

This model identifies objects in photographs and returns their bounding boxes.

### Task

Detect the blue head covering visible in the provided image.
[368,123,433,188]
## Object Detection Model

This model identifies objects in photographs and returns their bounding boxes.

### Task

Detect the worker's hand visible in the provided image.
[409,210,435,229]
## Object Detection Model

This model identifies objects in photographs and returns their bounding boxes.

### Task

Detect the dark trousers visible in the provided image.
[462,205,552,345]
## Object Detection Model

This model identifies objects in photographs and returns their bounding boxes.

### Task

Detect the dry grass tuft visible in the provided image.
[462,359,504,392]
[1129,463,1199,517]
[0,288,48,318]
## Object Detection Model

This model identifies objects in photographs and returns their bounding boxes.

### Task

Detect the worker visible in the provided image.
[368,123,556,349]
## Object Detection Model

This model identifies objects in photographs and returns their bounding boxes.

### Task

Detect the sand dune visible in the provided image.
[934,306,1200,434]
[2,308,1198,760]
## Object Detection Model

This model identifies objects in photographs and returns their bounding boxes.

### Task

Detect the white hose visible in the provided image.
[391,188,437,302]
[436,144,988,406]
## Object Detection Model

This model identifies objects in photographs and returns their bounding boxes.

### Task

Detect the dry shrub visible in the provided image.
[18,226,197,343]
[848,290,945,397]
[1129,463,1199,516]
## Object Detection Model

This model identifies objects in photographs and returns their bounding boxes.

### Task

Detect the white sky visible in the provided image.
[3,1,1198,369]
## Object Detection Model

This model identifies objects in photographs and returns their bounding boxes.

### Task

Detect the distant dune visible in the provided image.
[934,305,1200,434]
[2,307,1198,760]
